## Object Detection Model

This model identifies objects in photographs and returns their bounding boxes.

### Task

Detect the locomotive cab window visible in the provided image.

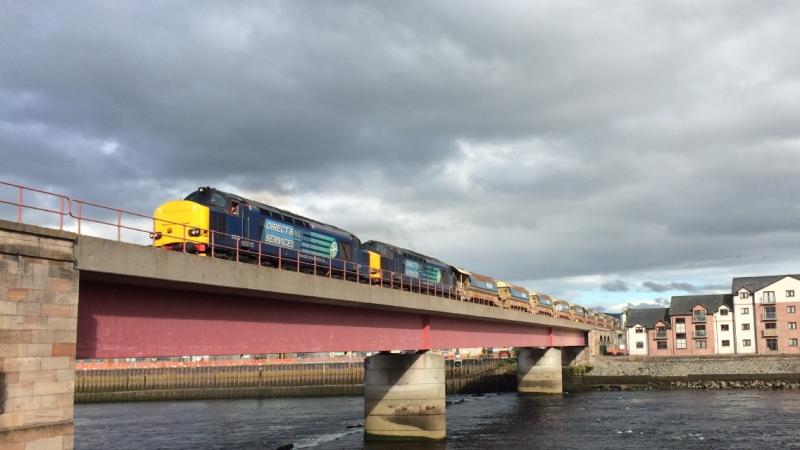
[185,190,210,204]
[229,201,240,215]
[211,192,226,208]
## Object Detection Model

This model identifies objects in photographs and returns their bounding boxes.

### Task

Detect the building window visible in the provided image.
[764,306,777,320]
[719,309,728,316]
[790,338,799,347]
[721,324,730,331]
[676,338,687,349]
[766,339,778,352]
[789,322,797,330]
[636,341,644,349]
[722,340,730,347]
[765,322,777,330]
[741,307,750,315]
[788,290,795,298]
[789,306,797,313]
[742,323,750,331]
[694,324,706,337]
[635,327,644,334]
[763,291,776,303]
[743,339,752,347]
[675,318,686,333]
[740,291,749,299]
[695,340,707,349]
[657,341,668,350]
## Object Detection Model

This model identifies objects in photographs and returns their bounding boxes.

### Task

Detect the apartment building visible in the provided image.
[732,274,800,354]
[625,308,669,356]
[625,295,731,356]
[624,273,800,356]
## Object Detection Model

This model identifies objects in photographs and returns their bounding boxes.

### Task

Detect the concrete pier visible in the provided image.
[1,222,78,449]
[363,352,446,441]
[517,347,563,394]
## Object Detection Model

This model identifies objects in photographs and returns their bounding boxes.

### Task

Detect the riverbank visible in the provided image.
[566,354,800,391]
[75,359,516,403]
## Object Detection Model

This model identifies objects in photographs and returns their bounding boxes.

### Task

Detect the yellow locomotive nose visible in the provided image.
[153,200,210,250]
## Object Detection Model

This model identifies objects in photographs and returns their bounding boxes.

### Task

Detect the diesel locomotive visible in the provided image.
[152,186,618,329]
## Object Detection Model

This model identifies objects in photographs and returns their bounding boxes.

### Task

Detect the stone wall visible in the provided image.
[589,355,800,377]
[1,221,78,450]
[565,355,800,392]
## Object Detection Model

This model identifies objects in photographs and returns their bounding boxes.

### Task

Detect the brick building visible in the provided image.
[624,273,800,356]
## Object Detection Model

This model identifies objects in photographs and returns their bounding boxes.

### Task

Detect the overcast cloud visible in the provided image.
[3,1,800,311]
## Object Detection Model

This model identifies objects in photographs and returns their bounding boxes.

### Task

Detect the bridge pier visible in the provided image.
[517,347,563,394]
[1,222,78,450]
[363,352,446,442]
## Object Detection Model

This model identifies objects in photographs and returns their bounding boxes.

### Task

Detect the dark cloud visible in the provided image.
[3,1,800,299]
[602,280,629,292]
[642,281,729,294]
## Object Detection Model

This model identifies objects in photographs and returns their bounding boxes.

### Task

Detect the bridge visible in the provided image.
[0,183,616,446]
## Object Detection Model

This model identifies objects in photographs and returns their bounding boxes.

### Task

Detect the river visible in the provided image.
[74,390,800,449]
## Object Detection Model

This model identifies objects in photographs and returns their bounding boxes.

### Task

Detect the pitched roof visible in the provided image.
[669,294,732,316]
[732,274,800,294]
[625,308,669,328]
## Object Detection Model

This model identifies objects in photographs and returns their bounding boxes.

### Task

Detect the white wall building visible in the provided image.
[733,287,756,354]
[713,303,735,354]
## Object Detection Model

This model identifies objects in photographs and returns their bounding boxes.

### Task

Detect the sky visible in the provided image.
[2,1,800,312]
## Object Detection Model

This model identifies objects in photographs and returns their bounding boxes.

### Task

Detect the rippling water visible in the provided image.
[75,390,800,449]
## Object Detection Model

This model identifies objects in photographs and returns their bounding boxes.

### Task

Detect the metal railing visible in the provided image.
[655,330,668,339]
[763,312,777,320]
[692,314,706,323]
[0,181,69,230]
[0,180,624,330]
[693,329,707,338]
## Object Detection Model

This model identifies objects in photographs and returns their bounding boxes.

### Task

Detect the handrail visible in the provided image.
[0,180,70,230]
[70,198,155,241]
[0,179,621,331]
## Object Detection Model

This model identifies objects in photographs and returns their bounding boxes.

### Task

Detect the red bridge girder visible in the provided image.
[76,281,586,359]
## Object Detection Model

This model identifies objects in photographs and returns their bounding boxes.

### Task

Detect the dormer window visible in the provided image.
[719,308,728,316]
[740,291,749,299]
[635,327,644,334]
[693,309,707,322]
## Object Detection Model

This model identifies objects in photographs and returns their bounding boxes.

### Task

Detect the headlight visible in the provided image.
[188,228,202,237]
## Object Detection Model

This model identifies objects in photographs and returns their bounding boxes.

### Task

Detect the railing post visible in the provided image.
[211,231,215,257]
[356,264,360,283]
[328,257,332,278]
[16,186,22,223]
[257,242,262,266]
[278,247,282,270]
[296,251,299,272]
[77,202,82,235]
[116,209,122,241]
[59,196,65,230]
